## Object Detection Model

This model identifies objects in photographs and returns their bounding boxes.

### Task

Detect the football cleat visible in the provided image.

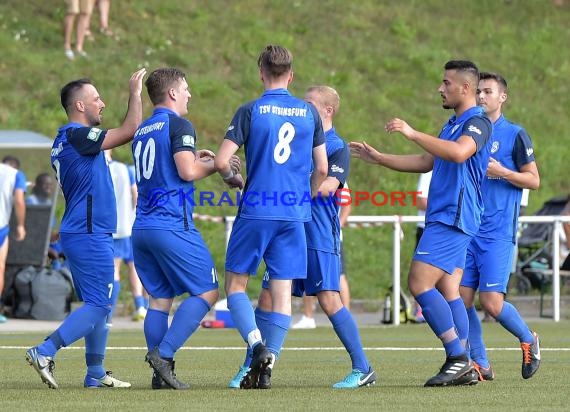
[26,347,58,389]
[152,360,178,389]
[521,331,541,379]
[146,348,189,390]
[239,344,272,389]
[424,355,478,387]
[473,361,495,381]
[228,365,250,389]
[257,366,272,389]
[333,367,377,389]
[84,371,131,388]
[291,315,316,329]
[132,307,147,321]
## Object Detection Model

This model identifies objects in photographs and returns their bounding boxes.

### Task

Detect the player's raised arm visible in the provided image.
[102,68,146,150]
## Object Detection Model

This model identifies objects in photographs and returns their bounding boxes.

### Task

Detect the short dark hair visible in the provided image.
[444,60,479,84]
[2,155,20,169]
[479,71,508,92]
[257,45,293,78]
[145,67,186,105]
[60,78,93,113]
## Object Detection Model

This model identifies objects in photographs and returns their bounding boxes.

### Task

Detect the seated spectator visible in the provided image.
[27,173,55,206]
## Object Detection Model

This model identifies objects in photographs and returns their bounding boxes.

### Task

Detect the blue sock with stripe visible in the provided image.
[416,288,464,358]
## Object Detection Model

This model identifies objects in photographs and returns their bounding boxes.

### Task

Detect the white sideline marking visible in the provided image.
[1,346,569,351]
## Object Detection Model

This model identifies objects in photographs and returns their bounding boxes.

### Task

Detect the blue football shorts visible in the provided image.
[292,248,341,297]
[132,227,218,299]
[225,216,307,280]
[60,232,114,307]
[413,221,472,275]
[461,236,514,293]
[113,236,134,263]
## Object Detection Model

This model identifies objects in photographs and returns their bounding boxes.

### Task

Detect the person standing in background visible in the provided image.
[105,149,148,324]
[63,0,95,60]
[0,160,27,323]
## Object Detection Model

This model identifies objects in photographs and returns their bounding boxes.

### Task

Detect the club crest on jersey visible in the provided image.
[87,127,102,142]
[182,135,195,147]
[491,141,499,153]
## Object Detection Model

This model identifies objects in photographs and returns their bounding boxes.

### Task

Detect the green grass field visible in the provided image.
[1,321,569,411]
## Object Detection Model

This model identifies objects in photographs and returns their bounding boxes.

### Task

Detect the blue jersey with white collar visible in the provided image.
[426,106,492,236]
[132,107,198,230]
[305,127,349,253]
[477,114,535,242]
[225,88,326,221]
[51,122,116,233]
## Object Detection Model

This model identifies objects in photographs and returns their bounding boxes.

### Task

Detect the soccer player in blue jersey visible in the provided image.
[350,60,492,387]
[134,67,241,390]
[215,45,328,389]
[228,85,375,389]
[26,67,146,389]
[460,72,541,381]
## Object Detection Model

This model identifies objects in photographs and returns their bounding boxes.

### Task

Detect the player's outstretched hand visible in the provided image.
[129,68,147,96]
[385,118,416,140]
[349,141,381,165]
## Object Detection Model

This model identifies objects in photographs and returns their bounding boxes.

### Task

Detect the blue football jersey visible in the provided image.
[426,106,493,236]
[132,108,198,230]
[477,115,535,242]
[305,128,350,253]
[225,88,326,221]
[51,122,116,233]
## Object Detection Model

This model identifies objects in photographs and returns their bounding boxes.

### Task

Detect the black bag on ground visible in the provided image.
[12,266,74,320]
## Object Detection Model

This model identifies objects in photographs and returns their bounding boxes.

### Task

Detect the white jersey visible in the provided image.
[416,171,432,229]
[108,160,135,238]
[0,163,18,228]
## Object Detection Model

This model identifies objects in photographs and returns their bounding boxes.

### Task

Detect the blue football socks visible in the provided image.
[416,288,464,358]
[467,305,489,367]
[227,292,260,345]
[144,308,169,351]
[159,296,210,359]
[330,307,369,372]
[497,301,534,343]
[448,297,469,348]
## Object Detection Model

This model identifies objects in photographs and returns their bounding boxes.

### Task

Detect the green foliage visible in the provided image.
[1,0,569,299]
